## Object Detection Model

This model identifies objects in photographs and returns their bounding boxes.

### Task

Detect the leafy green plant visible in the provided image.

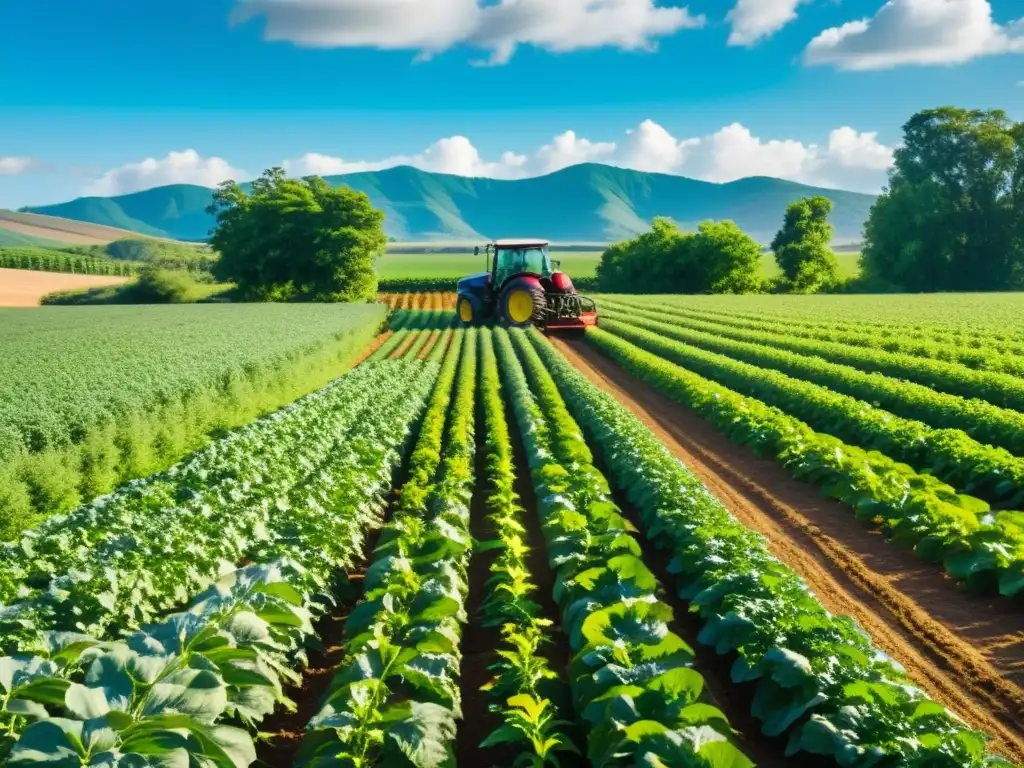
[296,330,477,768]
[497,328,751,768]
[475,328,581,765]
[526,328,1012,764]
[2,561,312,764]
[597,310,1024,507]
[585,325,1024,598]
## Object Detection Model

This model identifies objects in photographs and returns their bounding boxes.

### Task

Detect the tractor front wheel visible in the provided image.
[456,295,476,326]
[501,285,546,328]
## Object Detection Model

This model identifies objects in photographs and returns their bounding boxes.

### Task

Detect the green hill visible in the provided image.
[23,164,875,244]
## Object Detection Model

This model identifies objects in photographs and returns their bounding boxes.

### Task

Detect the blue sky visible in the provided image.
[1,0,1022,209]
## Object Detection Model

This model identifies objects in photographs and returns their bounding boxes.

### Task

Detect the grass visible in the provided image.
[376,251,604,279]
[379,250,863,282]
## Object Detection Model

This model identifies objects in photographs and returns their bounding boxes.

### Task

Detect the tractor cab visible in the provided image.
[456,237,598,332]
[491,239,553,286]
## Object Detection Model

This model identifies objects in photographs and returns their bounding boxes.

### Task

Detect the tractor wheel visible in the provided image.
[456,296,476,326]
[501,285,546,328]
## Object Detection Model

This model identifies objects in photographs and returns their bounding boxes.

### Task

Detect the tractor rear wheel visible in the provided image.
[501,285,546,328]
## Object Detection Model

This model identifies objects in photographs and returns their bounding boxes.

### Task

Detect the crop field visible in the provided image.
[0,303,385,537]
[0,295,1022,767]
[376,249,862,291]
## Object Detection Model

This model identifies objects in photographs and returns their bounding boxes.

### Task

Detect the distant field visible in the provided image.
[0,267,131,306]
[0,210,188,246]
[378,250,862,281]
[377,251,603,279]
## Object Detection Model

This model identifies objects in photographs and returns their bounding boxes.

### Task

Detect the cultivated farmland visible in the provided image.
[0,296,1021,767]
[0,303,385,536]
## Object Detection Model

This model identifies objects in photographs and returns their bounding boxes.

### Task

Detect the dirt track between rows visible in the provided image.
[553,336,1024,763]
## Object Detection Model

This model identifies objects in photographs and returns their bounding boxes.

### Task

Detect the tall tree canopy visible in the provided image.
[771,196,839,293]
[596,217,762,294]
[861,107,1024,292]
[208,168,386,302]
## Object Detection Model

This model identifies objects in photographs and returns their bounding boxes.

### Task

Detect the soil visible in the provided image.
[454,404,513,766]
[351,331,393,366]
[0,267,131,306]
[388,330,419,360]
[552,336,1024,764]
[255,570,368,767]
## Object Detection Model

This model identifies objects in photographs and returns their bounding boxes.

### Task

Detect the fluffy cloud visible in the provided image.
[805,0,1024,70]
[726,0,811,46]
[280,120,895,193]
[284,137,528,178]
[230,0,704,65]
[0,157,39,175]
[84,150,248,197]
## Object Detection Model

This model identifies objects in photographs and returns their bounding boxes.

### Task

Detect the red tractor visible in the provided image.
[455,239,598,332]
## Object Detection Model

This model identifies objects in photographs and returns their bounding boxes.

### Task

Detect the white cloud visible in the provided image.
[727,0,811,46]
[805,0,1024,70]
[0,157,38,175]
[230,0,705,65]
[84,150,249,197]
[280,120,895,193]
[284,137,528,178]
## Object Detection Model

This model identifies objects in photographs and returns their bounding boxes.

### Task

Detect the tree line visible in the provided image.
[597,106,1024,295]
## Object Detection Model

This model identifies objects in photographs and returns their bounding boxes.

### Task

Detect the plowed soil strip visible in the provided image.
[388,330,419,360]
[255,568,369,765]
[455,406,511,766]
[554,337,1024,763]
[417,330,441,360]
[352,331,393,366]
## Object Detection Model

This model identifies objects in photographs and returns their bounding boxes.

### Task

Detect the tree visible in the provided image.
[861,107,1024,292]
[771,196,839,293]
[596,217,762,294]
[208,167,386,302]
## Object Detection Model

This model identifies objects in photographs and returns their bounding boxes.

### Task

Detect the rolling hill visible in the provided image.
[0,209,188,246]
[22,164,876,244]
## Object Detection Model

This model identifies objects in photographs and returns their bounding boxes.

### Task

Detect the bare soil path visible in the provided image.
[553,336,1024,763]
[0,268,130,306]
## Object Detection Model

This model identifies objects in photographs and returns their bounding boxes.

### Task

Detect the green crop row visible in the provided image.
[0,345,440,763]
[0,304,386,538]
[526,328,1010,766]
[0,247,141,276]
[586,327,1024,598]
[295,330,475,767]
[378,276,600,293]
[497,327,752,767]
[603,297,1024,412]
[0,357,438,652]
[599,312,1024,507]
[2,561,318,765]
[475,327,582,764]
[602,300,1024,458]
[659,299,1024,352]
[620,299,1024,372]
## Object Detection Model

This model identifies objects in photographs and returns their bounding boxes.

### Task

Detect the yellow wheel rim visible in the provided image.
[458,298,473,323]
[507,289,534,324]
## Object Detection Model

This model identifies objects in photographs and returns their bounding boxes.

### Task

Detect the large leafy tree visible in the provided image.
[861,107,1024,292]
[208,168,386,302]
[771,196,839,293]
[596,217,762,294]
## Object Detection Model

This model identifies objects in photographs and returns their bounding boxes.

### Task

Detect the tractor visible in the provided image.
[455,239,598,332]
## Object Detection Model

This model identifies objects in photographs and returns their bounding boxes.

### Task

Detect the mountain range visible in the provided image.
[21,164,876,245]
